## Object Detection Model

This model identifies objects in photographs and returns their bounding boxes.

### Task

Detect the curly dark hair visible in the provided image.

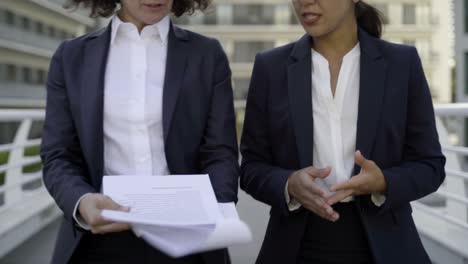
[66,0,212,18]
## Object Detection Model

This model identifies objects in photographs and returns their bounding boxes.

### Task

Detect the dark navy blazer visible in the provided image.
[240,29,446,264]
[40,22,239,264]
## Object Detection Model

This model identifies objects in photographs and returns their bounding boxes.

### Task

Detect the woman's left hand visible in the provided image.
[326,151,387,205]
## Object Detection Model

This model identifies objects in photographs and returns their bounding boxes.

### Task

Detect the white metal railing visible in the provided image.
[0,109,64,259]
[0,103,467,258]
[430,105,468,227]
[0,109,45,213]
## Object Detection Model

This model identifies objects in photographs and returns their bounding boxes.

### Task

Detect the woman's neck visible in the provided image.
[313,21,359,62]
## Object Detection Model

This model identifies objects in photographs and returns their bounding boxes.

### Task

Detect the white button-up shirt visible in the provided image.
[286,43,385,210]
[311,44,361,194]
[73,15,171,228]
[103,15,170,177]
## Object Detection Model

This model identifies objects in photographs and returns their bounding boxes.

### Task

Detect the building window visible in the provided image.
[21,16,31,31]
[465,0,468,33]
[465,118,468,147]
[403,4,416,25]
[402,39,416,46]
[465,52,468,95]
[172,15,190,25]
[21,67,32,84]
[203,6,217,25]
[290,10,300,24]
[48,26,56,38]
[0,64,5,81]
[374,3,389,24]
[0,10,5,24]
[5,10,15,25]
[233,5,274,25]
[233,78,250,100]
[5,64,17,81]
[35,21,44,35]
[37,69,47,84]
[233,41,275,63]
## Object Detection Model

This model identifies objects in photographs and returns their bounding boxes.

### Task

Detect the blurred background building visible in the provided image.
[0,0,95,108]
[455,0,468,148]
[172,0,454,134]
[0,0,95,143]
[455,0,468,104]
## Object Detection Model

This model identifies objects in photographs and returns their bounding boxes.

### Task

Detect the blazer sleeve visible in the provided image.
[240,54,295,216]
[380,47,446,212]
[40,41,95,222]
[199,40,239,203]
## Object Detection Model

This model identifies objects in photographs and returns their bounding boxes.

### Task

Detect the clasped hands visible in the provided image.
[287,151,386,222]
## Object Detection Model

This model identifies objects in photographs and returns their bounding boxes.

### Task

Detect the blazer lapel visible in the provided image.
[354,29,387,174]
[288,34,314,168]
[80,25,111,189]
[162,23,189,141]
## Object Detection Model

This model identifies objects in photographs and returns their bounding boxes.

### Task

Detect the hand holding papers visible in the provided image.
[101,175,252,257]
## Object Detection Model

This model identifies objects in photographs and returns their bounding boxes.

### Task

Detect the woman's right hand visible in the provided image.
[78,193,131,234]
[287,167,339,222]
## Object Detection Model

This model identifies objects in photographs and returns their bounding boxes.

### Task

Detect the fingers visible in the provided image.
[91,222,131,235]
[312,201,339,222]
[302,194,339,222]
[326,190,354,206]
[81,194,131,234]
[304,166,332,179]
[355,150,369,168]
[86,207,116,226]
[330,176,361,192]
[99,195,130,212]
[304,180,328,198]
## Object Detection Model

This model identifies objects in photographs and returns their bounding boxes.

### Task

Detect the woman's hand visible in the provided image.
[327,151,387,205]
[78,194,131,234]
[288,166,340,222]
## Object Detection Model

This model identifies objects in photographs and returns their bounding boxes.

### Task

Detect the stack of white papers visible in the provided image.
[101,175,252,258]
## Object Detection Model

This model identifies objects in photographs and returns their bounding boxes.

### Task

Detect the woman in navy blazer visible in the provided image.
[40,0,238,263]
[240,0,445,263]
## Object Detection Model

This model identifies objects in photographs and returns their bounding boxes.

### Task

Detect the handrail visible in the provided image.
[445,169,468,181]
[0,157,42,174]
[0,139,42,153]
[412,202,468,230]
[0,109,45,121]
[0,172,42,195]
[442,145,468,156]
[436,190,468,205]
[434,103,468,116]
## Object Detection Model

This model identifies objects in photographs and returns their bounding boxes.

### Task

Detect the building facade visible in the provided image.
[455,0,468,103]
[174,0,453,111]
[0,0,95,108]
[0,0,96,142]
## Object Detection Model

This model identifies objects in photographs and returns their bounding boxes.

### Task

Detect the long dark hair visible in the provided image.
[355,1,384,39]
[66,0,212,18]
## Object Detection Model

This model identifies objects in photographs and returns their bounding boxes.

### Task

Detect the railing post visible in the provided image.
[4,119,32,207]
[436,118,468,222]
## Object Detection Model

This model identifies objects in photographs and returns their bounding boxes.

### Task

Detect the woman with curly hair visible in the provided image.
[40,0,239,263]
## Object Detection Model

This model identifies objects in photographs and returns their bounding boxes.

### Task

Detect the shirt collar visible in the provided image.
[110,14,170,45]
[311,42,361,63]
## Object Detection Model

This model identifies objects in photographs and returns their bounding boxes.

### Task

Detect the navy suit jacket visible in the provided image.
[40,22,239,264]
[240,29,446,264]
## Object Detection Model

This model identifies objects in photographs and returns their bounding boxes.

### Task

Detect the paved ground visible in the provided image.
[1,190,269,264]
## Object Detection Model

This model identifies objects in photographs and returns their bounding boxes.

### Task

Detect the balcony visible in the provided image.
[0,24,60,57]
